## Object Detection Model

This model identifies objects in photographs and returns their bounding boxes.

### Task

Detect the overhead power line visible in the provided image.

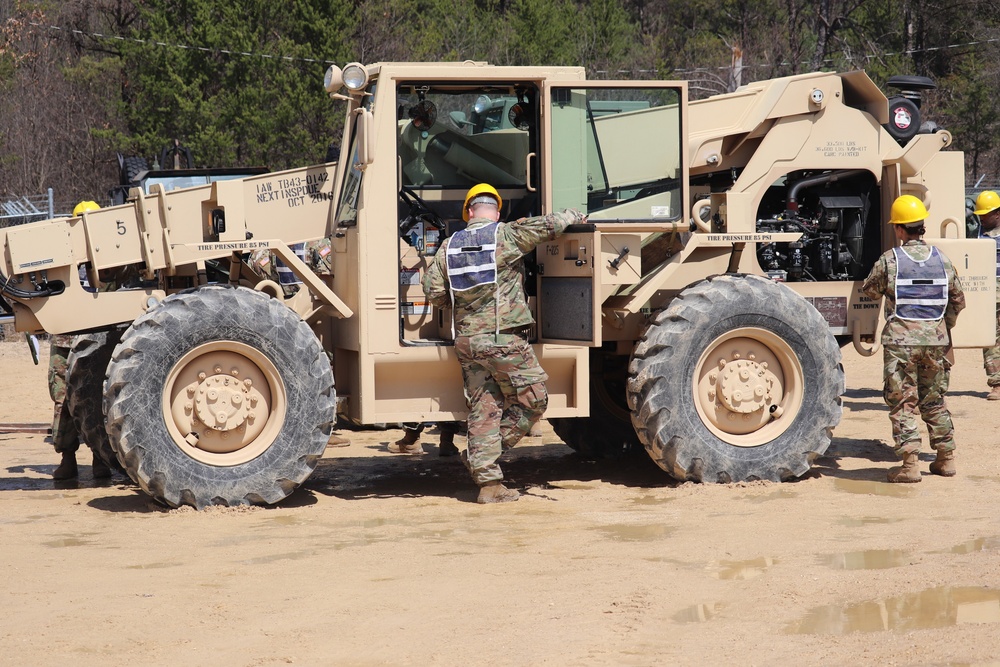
[27,21,337,65]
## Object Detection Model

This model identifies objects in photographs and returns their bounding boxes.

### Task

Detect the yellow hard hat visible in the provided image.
[888,195,928,225]
[462,183,502,222]
[974,190,1000,216]
[73,200,100,216]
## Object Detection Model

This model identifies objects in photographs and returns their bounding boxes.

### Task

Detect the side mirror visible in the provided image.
[356,107,375,166]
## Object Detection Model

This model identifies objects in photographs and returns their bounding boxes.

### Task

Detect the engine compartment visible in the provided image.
[752,169,882,282]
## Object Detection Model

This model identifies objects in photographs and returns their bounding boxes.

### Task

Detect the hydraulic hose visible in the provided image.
[0,267,64,300]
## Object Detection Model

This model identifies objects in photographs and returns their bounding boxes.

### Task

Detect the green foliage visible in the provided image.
[111,0,356,169]
[8,0,1000,190]
[938,53,1000,180]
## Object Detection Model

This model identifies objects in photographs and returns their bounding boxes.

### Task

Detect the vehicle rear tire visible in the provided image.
[104,285,335,509]
[120,156,149,186]
[627,274,843,483]
[550,349,639,459]
[66,328,127,473]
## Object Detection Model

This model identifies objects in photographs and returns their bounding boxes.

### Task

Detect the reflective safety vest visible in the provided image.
[275,243,306,287]
[445,222,499,292]
[893,245,948,321]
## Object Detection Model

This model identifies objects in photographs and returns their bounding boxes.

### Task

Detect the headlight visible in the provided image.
[323,65,343,93]
[342,62,369,91]
[474,95,492,114]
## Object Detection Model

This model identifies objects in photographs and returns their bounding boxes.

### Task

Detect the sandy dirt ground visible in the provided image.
[2,338,1000,666]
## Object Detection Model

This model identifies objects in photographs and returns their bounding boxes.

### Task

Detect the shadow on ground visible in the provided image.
[307,441,675,503]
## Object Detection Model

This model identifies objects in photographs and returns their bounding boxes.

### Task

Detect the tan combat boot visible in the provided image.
[92,452,111,479]
[326,432,351,448]
[388,429,424,455]
[887,452,921,483]
[988,386,1000,401]
[929,449,956,477]
[52,451,78,480]
[477,481,520,504]
[438,430,459,457]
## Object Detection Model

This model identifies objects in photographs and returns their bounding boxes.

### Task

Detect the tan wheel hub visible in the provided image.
[164,343,286,465]
[194,372,255,431]
[716,358,773,414]
[694,328,803,446]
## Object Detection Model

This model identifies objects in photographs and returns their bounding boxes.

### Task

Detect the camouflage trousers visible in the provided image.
[882,344,955,456]
[983,306,1000,387]
[455,333,548,485]
[47,336,79,454]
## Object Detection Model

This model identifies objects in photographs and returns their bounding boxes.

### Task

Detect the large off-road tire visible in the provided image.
[120,156,148,185]
[550,349,639,459]
[66,328,126,473]
[103,285,335,509]
[627,274,843,483]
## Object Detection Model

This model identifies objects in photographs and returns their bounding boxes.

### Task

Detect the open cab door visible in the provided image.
[535,79,689,346]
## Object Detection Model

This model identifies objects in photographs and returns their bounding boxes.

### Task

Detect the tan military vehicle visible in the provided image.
[1,62,995,508]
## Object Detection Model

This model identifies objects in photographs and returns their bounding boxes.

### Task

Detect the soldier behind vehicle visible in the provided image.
[862,195,966,482]
[48,333,111,480]
[972,191,1000,400]
[422,183,585,503]
[248,237,351,448]
[390,421,461,456]
[47,202,112,480]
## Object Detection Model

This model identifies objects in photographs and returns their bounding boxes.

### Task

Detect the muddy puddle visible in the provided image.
[820,549,909,570]
[833,478,920,498]
[43,536,95,548]
[595,523,674,542]
[836,516,903,527]
[941,536,1000,555]
[788,586,1000,634]
[673,602,725,623]
[707,557,777,580]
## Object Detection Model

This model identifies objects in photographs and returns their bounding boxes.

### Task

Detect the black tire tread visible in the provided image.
[66,329,126,473]
[104,286,334,508]
[627,274,844,483]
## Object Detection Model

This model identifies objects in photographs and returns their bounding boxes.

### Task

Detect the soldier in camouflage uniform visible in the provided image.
[422,183,585,503]
[248,239,333,297]
[972,191,1000,400]
[248,237,350,447]
[390,421,461,456]
[48,201,114,480]
[48,334,104,479]
[862,195,966,482]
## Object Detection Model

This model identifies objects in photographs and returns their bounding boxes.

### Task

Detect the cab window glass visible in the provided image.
[550,87,683,222]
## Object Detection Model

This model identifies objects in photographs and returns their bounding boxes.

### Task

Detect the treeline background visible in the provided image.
[2,0,999,212]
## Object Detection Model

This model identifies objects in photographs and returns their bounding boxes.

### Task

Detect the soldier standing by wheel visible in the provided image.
[47,201,112,480]
[422,183,585,503]
[862,195,966,482]
[48,333,109,480]
[973,191,1000,400]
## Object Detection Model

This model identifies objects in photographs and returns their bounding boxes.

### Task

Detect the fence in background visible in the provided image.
[0,189,56,227]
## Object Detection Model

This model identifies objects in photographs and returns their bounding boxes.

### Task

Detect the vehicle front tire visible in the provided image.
[627,274,843,483]
[104,285,335,508]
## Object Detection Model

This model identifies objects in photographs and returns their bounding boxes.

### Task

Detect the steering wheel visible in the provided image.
[398,186,445,240]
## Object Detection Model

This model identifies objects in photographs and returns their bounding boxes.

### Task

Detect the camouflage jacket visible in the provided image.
[249,238,333,296]
[862,239,966,346]
[423,209,584,336]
